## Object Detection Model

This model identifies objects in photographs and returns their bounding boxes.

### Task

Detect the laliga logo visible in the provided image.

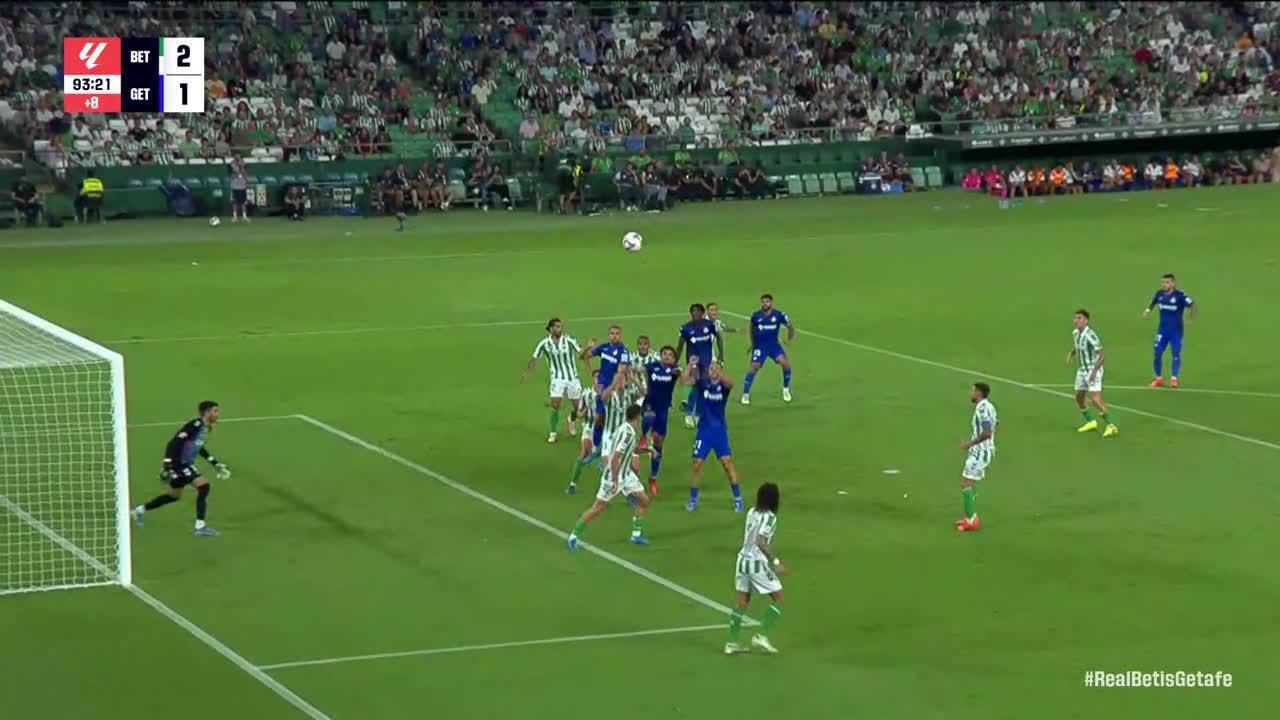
[79,41,108,69]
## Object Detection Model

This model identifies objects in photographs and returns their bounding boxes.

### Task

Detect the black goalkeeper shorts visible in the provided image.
[162,464,200,488]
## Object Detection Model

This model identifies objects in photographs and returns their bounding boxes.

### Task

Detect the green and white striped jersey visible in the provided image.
[580,385,599,423]
[605,422,639,481]
[971,398,998,453]
[1072,326,1103,373]
[604,382,644,440]
[738,508,777,571]
[532,334,582,382]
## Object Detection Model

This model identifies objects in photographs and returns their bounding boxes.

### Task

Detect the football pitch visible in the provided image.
[2,186,1278,719]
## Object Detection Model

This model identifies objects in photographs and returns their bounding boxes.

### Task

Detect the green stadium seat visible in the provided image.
[911,167,927,188]
[801,174,821,195]
[259,175,278,186]
[246,176,260,185]
[145,177,164,188]
[925,166,943,188]
[279,175,297,184]
[836,171,855,193]
[325,173,344,183]
[508,178,524,205]
[342,173,360,184]
[183,177,203,188]
[785,175,803,196]
[127,178,143,188]
[819,173,839,194]
[298,175,314,184]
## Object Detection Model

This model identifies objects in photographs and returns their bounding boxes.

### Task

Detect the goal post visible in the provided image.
[0,299,131,594]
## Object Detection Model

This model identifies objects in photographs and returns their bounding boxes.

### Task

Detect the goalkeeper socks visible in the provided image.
[142,494,177,511]
[1080,409,1095,422]
[742,370,757,394]
[195,484,210,520]
[1171,353,1181,377]
[782,367,792,388]
[728,609,744,642]
[760,604,782,634]
[549,408,560,434]
[962,485,977,520]
[631,516,644,538]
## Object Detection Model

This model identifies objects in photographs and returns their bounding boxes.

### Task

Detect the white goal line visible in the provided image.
[258,623,725,671]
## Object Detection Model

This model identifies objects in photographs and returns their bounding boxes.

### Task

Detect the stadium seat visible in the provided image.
[144,177,164,188]
[127,178,143,188]
[911,167,927,188]
[785,175,803,196]
[836,171,855,193]
[279,175,297,185]
[925,166,943,188]
[819,173,839,194]
[508,178,524,205]
[259,176,278,186]
[801,174,821,195]
[298,175,314,184]
[183,177,203,188]
[342,173,359,184]
[325,173,344,183]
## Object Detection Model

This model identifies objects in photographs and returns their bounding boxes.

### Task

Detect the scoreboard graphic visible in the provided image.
[63,37,204,113]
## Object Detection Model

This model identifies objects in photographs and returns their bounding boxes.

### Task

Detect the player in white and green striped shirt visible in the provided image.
[521,318,584,443]
[726,482,787,655]
[568,370,602,493]
[1067,309,1118,437]
[567,404,655,549]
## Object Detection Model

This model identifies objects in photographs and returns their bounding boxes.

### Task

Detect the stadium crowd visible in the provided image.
[2,1,1278,172]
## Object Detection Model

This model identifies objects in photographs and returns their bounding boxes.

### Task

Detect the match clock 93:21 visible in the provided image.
[69,76,117,93]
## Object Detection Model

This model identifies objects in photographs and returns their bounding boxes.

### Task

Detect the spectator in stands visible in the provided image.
[1222,154,1249,184]
[1079,162,1101,193]
[983,166,1005,197]
[75,170,104,224]
[283,184,305,221]
[467,156,490,207]
[10,175,44,226]
[642,160,669,212]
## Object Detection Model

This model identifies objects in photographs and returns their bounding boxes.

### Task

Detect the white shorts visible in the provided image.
[1074,367,1103,393]
[550,379,583,400]
[596,468,643,502]
[962,446,993,481]
[734,555,783,595]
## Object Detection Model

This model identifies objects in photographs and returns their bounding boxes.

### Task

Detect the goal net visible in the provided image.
[0,299,131,594]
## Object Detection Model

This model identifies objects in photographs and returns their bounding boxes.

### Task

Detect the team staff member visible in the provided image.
[11,175,44,226]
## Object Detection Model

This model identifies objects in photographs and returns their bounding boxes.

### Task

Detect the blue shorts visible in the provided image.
[643,407,669,437]
[1154,331,1183,355]
[692,425,731,460]
[751,346,787,364]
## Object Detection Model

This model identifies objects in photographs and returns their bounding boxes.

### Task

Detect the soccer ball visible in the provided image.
[622,231,643,252]
[209,216,221,227]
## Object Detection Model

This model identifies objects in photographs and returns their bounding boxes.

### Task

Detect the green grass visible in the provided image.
[2,186,1279,719]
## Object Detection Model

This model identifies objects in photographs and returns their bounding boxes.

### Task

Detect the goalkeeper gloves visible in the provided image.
[215,464,232,480]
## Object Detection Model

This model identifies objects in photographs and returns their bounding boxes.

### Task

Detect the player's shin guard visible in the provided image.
[742,370,758,394]
[728,609,744,642]
[782,367,792,388]
[195,484,210,521]
[142,494,178,511]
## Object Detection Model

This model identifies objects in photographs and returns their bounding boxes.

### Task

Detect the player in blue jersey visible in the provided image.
[642,345,680,496]
[1142,273,1196,388]
[681,360,743,512]
[741,294,795,406]
[674,303,723,429]
[581,324,631,449]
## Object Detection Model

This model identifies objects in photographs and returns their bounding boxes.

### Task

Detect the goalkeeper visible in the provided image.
[131,401,231,537]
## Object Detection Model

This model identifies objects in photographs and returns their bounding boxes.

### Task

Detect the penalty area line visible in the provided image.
[725,311,1280,453]
[293,413,758,627]
[1028,384,1280,400]
[258,623,725,671]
